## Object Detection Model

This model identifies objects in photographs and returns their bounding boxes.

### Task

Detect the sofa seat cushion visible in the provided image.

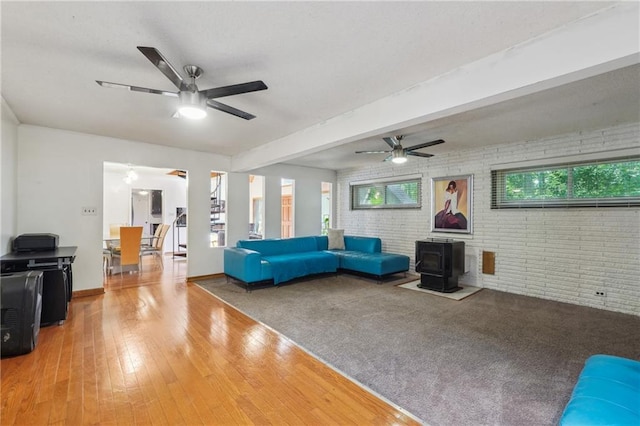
[224,247,275,284]
[560,354,640,426]
[263,251,338,285]
[344,236,381,253]
[333,251,409,277]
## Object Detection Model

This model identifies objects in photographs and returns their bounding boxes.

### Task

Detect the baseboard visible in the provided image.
[72,287,105,298]
[187,272,225,282]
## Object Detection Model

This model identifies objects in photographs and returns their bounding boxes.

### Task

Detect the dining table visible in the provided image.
[103,235,154,274]
[103,235,154,248]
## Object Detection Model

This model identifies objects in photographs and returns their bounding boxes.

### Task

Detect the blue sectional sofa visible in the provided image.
[560,354,640,425]
[224,235,409,289]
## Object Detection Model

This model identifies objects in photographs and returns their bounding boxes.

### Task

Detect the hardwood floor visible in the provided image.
[1,256,420,425]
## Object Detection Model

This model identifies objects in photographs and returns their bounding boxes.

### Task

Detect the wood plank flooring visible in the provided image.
[1,256,420,425]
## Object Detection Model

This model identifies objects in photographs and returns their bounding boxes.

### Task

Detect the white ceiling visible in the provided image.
[2,2,638,171]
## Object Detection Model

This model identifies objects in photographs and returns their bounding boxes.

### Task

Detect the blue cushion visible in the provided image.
[560,354,640,426]
[238,236,318,256]
[315,236,329,251]
[224,247,269,283]
[344,236,381,253]
[334,251,409,276]
[264,251,338,284]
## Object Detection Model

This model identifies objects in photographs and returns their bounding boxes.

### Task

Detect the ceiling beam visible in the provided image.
[231,3,639,172]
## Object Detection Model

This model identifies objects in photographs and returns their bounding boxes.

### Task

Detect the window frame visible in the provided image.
[491,155,640,209]
[350,174,422,210]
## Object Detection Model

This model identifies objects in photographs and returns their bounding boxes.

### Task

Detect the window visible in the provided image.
[351,176,421,209]
[321,182,332,235]
[281,178,294,238]
[492,156,640,208]
[210,171,227,247]
[249,175,264,239]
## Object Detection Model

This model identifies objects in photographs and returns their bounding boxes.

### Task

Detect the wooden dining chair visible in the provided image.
[140,224,170,270]
[110,226,143,275]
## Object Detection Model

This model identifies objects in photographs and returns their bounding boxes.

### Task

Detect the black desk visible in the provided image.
[1,247,77,326]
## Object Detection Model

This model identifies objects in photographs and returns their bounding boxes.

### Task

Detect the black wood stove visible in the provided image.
[415,239,465,292]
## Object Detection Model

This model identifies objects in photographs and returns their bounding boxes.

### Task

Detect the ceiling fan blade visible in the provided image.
[207,100,256,120]
[96,81,178,97]
[383,136,400,149]
[383,155,393,162]
[137,46,188,91]
[200,81,268,100]
[407,151,434,158]
[405,139,445,151]
[355,150,392,154]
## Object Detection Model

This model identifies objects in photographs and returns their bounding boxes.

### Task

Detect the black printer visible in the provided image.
[12,233,59,252]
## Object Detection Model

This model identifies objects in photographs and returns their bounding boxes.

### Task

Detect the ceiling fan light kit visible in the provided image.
[123,167,138,184]
[96,46,267,120]
[177,90,207,119]
[356,136,445,164]
[391,149,408,164]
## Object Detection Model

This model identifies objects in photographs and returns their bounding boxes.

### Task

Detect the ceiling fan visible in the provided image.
[96,46,267,120]
[355,136,445,164]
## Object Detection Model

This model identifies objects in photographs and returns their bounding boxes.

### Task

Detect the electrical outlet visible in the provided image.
[595,291,606,297]
[82,206,97,216]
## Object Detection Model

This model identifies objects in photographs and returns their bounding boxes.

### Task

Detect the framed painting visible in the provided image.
[431,174,473,234]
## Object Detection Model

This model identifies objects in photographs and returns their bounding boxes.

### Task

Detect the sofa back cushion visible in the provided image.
[344,236,381,253]
[237,236,319,256]
[315,236,329,250]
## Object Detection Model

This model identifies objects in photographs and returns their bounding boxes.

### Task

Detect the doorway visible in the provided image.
[103,162,188,284]
[281,178,294,238]
[131,188,163,236]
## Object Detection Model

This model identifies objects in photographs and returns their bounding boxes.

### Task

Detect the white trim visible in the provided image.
[349,173,423,186]
[490,147,640,171]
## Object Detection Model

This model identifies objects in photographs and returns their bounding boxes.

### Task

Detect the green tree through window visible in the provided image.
[352,178,421,209]
[493,157,640,208]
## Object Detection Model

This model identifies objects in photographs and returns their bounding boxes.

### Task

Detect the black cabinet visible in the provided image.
[0,247,76,326]
[151,190,163,215]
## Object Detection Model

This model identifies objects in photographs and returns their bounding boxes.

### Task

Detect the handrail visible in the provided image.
[172,212,187,258]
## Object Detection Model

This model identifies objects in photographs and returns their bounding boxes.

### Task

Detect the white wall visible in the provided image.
[252,164,336,239]
[263,176,282,239]
[226,172,250,249]
[1,98,19,255]
[337,122,640,316]
[103,169,187,254]
[14,124,336,291]
[16,125,230,290]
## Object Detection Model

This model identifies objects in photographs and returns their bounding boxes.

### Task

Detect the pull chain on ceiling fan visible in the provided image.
[355,136,445,163]
[96,46,268,120]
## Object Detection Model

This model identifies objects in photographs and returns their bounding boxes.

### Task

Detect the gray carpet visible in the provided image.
[195,274,640,426]
[399,280,484,300]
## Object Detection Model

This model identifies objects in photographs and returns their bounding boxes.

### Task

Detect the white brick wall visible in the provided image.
[337,122,640,316]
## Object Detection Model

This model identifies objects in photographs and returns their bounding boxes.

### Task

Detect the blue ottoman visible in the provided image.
[560,354,640,425]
